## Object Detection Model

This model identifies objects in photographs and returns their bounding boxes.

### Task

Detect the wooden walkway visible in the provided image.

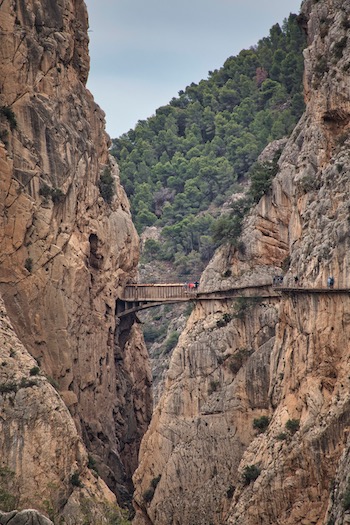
[118,283,284,317]
[116,283,350,318]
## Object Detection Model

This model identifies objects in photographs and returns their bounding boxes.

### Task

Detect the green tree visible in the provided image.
[111,14,306,272]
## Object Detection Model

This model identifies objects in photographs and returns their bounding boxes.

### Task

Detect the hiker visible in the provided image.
[330,276,334,289]
[294,275,299,287]
[194,281,199,289]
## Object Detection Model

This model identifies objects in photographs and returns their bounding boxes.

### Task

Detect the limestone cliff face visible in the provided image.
[0,0,151,513]
[0,295,117,523]
[133,1,350,524]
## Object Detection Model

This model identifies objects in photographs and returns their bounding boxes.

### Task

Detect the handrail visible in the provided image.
[116,283,349,318]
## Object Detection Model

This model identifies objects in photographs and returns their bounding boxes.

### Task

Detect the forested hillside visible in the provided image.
[111,14,306,279]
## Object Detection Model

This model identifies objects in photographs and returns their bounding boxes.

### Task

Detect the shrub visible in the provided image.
[151,475,161,489]
[223,313,232,323]
[211,197,252,247]
[98,167,115,203]
[276,432,287,441]
[184,302,194,316]
[217,312,232,328]
[249,152,280,203]
[39,183,52,199]
[0,382,18,393]
[30,366,40,376]
[141,239,161,262]
[142,475,161,505]
[242,464,261,485]
[143,325,165,344]
[24,257,33,273]
[45,375,59,389]
[51,187,65,203]
[87,455,97,471]
[105,506,132,525]
[228,357,242,374]
[253,416,270,433]
[285,418,300,434]
[70,472,83,488]
[164,331,179,354]
[39,184,65,203]
[174,250,201,279]
[0,106,17,130]
[143,487,155,503]
[208,380,220,395]
[19,377,37,388]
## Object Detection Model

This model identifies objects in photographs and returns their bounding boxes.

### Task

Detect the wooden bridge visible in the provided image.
[117,283,274,317]
[116,283,350,318]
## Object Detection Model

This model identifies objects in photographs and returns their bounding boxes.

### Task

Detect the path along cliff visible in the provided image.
[132,1,350,524]
[0,0,152,520]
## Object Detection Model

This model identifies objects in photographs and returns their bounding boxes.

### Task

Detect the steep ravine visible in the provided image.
[133,1,350,524]
[0,0,151,519]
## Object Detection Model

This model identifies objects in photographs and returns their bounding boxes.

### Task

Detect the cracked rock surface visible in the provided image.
[132,1,350,524]
[0,0,152,509]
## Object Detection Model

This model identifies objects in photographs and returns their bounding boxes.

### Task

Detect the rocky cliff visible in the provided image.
[0,0,151,519]
[133,1,350,524]
[0,296,118,523]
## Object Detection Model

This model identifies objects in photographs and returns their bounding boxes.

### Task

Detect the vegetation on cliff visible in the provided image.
[111,14,306,278]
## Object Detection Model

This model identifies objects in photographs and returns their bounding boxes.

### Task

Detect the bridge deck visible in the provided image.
[120,283,280,302]
[121,283,350,302]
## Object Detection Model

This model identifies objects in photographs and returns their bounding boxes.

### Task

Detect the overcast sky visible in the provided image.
[84,0,302,138]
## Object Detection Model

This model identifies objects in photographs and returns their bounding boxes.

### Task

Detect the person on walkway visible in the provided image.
[194,281,199,289]
[294,275,299,287]
[273,275,283,287]
[330,276,334,289]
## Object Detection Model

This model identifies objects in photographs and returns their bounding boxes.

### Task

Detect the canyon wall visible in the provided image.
[0,295,117,524]
[133,1,350,524]
[0,0,151,518]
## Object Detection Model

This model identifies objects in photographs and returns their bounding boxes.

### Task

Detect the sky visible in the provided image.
[84,0,302,139]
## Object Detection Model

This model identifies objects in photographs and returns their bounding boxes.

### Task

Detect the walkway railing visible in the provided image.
[116,283,350,318]
[121,283,197,301]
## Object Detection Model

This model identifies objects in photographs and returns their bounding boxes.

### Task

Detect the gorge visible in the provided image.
[1,0,350,525]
